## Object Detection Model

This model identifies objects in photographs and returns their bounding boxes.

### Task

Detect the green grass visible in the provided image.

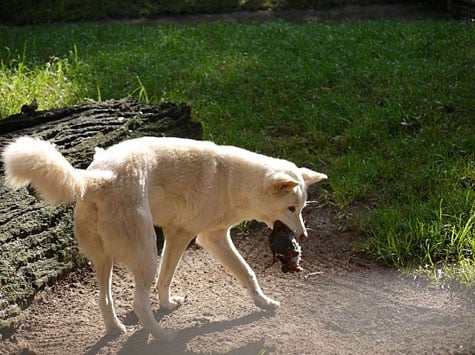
[0,45,82,117]
[0,20,474,281]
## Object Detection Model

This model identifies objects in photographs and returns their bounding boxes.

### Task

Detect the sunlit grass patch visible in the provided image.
[362,193,475,268]
[414,258,475,288]
[0,46,83,118]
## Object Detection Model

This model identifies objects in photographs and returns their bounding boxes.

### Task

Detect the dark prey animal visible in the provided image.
[269,221,303,273]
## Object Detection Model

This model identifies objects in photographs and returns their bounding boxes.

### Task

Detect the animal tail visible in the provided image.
[2,136,109,203]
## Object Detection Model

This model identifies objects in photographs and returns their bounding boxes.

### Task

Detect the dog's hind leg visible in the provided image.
[131,258,174,340]
[74,202,126,335]
[157,229,195,311]
[196,230,280,310]
[127,218,176,341]
[90,199,174,341]
[95,256,127,334]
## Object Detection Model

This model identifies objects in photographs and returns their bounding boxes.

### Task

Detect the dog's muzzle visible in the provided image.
[268,221,303,273]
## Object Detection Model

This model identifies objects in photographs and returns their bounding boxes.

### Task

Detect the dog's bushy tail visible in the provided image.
[2,136,106,203]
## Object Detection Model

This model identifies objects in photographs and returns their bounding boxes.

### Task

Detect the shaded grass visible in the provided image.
[0,20,474,277]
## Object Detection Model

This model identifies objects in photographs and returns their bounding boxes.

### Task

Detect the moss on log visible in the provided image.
[0,98,201,336]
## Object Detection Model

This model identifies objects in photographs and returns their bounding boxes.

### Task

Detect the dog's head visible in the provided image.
[260,167,327,240]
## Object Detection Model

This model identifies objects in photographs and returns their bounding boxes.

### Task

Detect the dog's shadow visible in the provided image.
[86,308,275,355]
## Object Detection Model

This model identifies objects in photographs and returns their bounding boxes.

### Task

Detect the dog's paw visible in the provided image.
[254,296,280,311]
[150,325,177,342]
[160,327,178,341]
[105,321,127,336]
[160,295,186,311]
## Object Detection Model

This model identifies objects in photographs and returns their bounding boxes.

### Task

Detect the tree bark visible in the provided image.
[0,98,201,335]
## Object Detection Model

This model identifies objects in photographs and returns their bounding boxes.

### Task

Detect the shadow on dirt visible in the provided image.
[108,310,273,355]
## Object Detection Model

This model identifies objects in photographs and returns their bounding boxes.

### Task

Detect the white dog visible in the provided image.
[2,136,327,340]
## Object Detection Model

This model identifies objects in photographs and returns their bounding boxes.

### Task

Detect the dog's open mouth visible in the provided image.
[268,221,303,273]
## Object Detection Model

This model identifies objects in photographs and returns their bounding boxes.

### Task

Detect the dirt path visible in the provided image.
[105,3,446,25]
[2,199,474,354]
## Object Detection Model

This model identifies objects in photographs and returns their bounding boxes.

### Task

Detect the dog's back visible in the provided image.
[86,137,275,230]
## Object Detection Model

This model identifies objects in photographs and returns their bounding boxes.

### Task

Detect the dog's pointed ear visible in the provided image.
[300,168,327,185]
[269,173,300,194]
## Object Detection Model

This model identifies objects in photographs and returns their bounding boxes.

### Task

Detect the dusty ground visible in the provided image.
[108,3,446,25]
[2,194,475,355]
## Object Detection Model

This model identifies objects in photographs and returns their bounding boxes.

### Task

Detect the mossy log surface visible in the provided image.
[0,98,201,335]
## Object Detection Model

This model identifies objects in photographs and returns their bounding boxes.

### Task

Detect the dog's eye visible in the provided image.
[288,206,296,212]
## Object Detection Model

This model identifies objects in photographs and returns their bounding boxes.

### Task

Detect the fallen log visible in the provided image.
[0,98,201,336]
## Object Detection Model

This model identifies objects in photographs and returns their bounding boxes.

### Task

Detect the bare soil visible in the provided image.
[106,3,446,25]
[2,197,474,354]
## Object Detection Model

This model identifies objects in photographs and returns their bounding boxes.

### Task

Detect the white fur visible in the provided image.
[2,136,327,340]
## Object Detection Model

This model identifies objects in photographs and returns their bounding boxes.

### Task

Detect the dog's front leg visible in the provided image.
[196,229,280,310]
[157,230,195,310]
